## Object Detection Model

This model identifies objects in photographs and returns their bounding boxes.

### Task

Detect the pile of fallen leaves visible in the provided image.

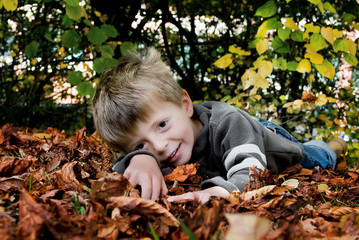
[0,123,358,240]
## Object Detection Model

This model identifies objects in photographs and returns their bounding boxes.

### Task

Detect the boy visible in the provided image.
[92,47,347,204]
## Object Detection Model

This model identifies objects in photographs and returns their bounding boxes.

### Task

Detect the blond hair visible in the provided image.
[92,47,184,152]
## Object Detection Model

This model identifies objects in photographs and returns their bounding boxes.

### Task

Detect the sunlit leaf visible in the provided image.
[255,21,268,38]
[256,38,269,55]
[315,94,327,106]
[283,17,299,30]
[87,26,107,45]
[229,45,251,56]
[305,52,323,64]
[318,183,329,191]
[310,33,328,51]
[297,59,311,73]
[258,60,273,78]
[214,54,232,69]
[278,27,291,41]
[347,39,357,55]
[25,41,39,59]
[315,59,335,79]
[241,69,258,90]
[303,24,320,39]
[3,0,17,11]
[255,0,277,18]
[292,99,303,110]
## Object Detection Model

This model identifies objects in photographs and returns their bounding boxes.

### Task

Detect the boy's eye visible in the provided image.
[135,143,145,150]
[158,121,167,128]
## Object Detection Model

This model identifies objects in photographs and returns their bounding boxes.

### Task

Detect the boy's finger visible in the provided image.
[151,178,161,201]
[140,179,152,199]
[161,179,168,195]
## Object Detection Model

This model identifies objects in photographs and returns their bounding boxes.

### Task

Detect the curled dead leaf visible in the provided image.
[164,163,199,182]
[331,207,359,216]
[242,185,276,201]
[225,213,271,240]
[106,196,179,227]
[91,172,139,202]
[281,178,299,188]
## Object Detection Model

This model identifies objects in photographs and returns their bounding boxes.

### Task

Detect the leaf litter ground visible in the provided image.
[0,124,358,239]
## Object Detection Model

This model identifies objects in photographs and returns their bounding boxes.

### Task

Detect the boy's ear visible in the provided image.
[182,90,194,117]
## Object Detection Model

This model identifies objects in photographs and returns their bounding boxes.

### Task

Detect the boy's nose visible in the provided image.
[152,139,167,155]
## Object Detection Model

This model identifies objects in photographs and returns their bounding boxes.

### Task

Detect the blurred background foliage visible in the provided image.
[0,0,358,164]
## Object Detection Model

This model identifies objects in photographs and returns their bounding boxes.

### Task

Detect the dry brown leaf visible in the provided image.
[91,172,139,202]
[242,185,276,201]
[164,163,199,182]
[0,156,36,176]
[51,161,84,192]
[106,196,179,227]
[330,206,359,216]
[225,213,271,240]
[281,178,299,188]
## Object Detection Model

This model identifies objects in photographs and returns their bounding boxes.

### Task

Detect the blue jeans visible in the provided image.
[256,118,337,169]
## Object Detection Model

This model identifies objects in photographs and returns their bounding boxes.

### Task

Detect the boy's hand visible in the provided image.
[123,154,168,201]
[167,186,230,204]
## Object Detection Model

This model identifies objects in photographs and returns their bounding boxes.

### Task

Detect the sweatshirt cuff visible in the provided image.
[112,150,161,174]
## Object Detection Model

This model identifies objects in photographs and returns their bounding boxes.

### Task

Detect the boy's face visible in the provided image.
[126,91,202,167]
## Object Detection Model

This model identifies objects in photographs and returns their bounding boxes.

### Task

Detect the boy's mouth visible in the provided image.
[165,144,181,164]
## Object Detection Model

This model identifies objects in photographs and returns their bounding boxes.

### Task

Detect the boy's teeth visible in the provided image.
[170,149,177,158]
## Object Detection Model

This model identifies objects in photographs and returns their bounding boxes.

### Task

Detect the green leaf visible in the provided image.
[315,59,335,79]
[100,45,115,58]
[120,42,137,55]
[255,0,277,18]
[310,33,328,51]
[291,30,304,42]
[93,57,118,73]
[62,29,81,48]
[101,24,119,38]
[333,39,349,52]
[66,5,84,21]
[272,35,284,50]
[87,26,107,45]
[342,13,356,24]
[77,81,95,98]
[25,41,39,58]
[278,28,291,41]
[323,2,336,13]
[64,0,79,6]
[67,71,82,86]
[343,53,358,67]
[288,61,299,71]
[266,17,281,30]
[272,57,287,70]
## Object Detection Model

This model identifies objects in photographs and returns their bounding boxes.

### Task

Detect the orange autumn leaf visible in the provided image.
[164,163,199,182]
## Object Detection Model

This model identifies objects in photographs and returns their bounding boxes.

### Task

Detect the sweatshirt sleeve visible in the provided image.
[112,150,161,174]
[200,110,268,193]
